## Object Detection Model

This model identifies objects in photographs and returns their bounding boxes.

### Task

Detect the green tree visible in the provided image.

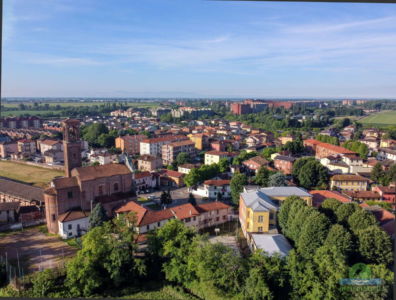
[153,219,197,284]
[254,166,271,187]
[297,160,329,189]
[218,157,230,173]
[323,224,354,258]
[82,123,109,147]
[319,198,342,223]
[292,157,315,179]
[176,152,190,166]
[89,203,108,229]
[268,172,287,187]
[243,268,273,300]
[297,211,331,258]
[277,196,304,232]
[65,215,145,297]
[357,226,393,265]
[184,168,201,187]
[262,147,279,161]
[247,251,290,299]
[189,242,247,297]
[31,269,58,297]
[335,202,359,225]
[347,209,378,234]
[287,206,317,244]
[232,151,257,165]
[230,173,248,205]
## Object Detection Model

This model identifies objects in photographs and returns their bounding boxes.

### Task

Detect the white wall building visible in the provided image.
[58,210,90,239]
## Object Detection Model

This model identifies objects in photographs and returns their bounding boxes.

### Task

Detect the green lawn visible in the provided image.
[0,161,64,188]
[359,110,396,126]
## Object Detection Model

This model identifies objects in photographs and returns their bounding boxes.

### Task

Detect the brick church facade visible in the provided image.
[43,119,134,234]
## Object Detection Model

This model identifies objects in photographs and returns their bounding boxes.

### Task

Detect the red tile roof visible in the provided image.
[205,150,238,156]
[304,139,356,154]
[170,203,200,219]
[134,171,151,179]
[309,190,351,207]
[72,164,131,181]
[204,179,231,186]
[58,210,90,223]
[115,201,147,224]
[141,135,187,144]
[195,201,231,212]
[162,169,184,178]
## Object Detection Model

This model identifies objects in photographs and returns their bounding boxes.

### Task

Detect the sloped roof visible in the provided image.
[331,174,370,182]
[196,201,231,212]
[72,164,131,181]
[58,210,90,223]
[258,187,312,198]
[241,190,279,212]
[309,190,351,207]
[0,177,44,202]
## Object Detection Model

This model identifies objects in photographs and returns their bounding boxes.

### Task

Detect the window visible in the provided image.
[157,222,161,227]
[52,214,56,221]
[114,183,119,192]
[67,191,73,199]
[193,216,196,221]
[216,217,219,222]
[258,227,263,232]
[185,217,191,223]
[146,225,150,231]
[68,232,73,237]
[68,224,72,230]
[98,185,104,196]
[223,215,227,220]
[216,210,219,215]
[258,216,264,222]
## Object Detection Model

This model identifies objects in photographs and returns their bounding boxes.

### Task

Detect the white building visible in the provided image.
[58,210,90,239]
[191,179,231,200]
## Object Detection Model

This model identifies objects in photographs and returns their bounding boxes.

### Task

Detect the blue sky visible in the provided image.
[3,0,396,98]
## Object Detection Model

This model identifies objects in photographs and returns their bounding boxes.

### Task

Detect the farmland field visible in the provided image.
[0,161,64,188]
[2,101,159,108]
[359,110,396,126]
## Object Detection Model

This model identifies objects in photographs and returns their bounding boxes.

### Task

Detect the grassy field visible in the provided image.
[0,161,64,188]
[359,110,396,126]
[0,110,55,117]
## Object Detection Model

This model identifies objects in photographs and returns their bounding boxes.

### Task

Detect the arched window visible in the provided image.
[114,183,119,192]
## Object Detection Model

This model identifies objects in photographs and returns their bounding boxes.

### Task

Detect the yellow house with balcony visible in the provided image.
[239,187,313,240]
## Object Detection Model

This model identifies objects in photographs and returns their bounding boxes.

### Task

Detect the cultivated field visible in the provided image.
[0,161,64,188]
[359,110,396,126]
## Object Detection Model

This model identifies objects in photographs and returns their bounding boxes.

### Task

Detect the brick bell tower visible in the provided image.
[62,119,82,177]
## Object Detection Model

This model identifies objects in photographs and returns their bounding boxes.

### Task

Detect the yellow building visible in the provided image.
[188,133,205,150]
[239,187,313,240]
[330,174,369,191]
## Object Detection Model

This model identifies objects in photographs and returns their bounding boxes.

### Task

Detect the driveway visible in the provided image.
[0,227,77,273]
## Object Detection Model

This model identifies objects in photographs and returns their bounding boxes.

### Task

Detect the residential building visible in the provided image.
[140,135,188,156]
[159,169,185,187]
[242,156,270,174]
[309,190,351,207]
[371,186,396,204]
[58,210,90,239]
[115,134,147,155]
[137,154,163,172]
[178,163,201,174]
[0,116,43,129]
[191,179,231,199]
[342,191,381,202]
[204,150,237,165]
[0,141,17,158]
[162,140,196,165]
[188,133,209,150]
[273,155,296,175]
[115,200,232,235]
[17,139,37,154]
[377,148,396,162]
[330,174,370,191]
[133,171,157,192]
[304,139,356,159]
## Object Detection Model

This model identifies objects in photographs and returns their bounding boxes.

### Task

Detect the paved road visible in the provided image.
[0,227,76,273]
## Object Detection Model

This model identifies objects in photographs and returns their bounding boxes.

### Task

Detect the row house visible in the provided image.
[342,190,381,202]
[115,134,147,155]
[158,169,185,187]
[178,163,201,174]
[140,135,188,157]
[17,139,37,154]
[162,140,196,165]
[115,201,232,236]
[361,137,379,151]
[371,186,396,204]
[0,116,42,129]
[0,141,17,158]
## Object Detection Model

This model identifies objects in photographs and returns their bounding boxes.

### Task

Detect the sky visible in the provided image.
[3,0,396,98]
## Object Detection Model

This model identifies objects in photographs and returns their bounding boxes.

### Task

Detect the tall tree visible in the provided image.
[230,173,248,205]
[176,152,190,166]
[347,209,378,234]
[319,198,342,223]
[89,203,108,229]
[335,202,359,225]
[357,226,393,265]
[323,224,354,258]
[254,166,271,187]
